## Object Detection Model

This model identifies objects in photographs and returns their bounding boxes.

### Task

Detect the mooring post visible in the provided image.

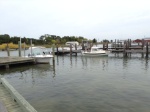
[82,40,84,50]
[52,44,55,65]
[90,43,92,50]
[141,39,144,57]
[75,44,77,56]
[30,39,33,56]
[103,42,104,50]
[106,42,108,50]
[70,44,72,56]
[142,39,144,50]
[123,41,125,56]
[24,42,25,57]
[56,45,59,55]
[117,40,119,47]
[146,41,149,58]
[130,39,132,47]
[120,42,122,47]
[129,39,131,57]
[6,43,10,57]
[18,41,21,57]
[123,41,127,57]
[115,39,116,50]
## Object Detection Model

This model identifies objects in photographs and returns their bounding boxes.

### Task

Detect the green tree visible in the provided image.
[93,38,97,43]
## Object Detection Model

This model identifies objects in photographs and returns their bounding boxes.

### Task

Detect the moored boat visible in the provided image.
[81,46,109,56]
[25,46,53,64]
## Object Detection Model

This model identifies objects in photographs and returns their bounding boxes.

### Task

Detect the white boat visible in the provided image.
[26,46,53,64]
[81,46,109,56]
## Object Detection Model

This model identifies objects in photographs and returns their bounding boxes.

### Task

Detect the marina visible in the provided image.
[1,0,150,111]
[0,40,150,112]
[0,54,150,112]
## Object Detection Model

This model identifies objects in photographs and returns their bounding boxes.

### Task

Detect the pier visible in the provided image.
[55,44,81,56]
[0,83,23,112]
[0,57,35,69]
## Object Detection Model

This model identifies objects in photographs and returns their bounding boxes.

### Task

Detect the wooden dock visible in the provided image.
[0,57,35,69]
[0,83,23,112]
[0,77,37,112]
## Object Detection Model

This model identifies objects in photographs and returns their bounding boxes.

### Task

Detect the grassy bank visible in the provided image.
[0,43,29,51]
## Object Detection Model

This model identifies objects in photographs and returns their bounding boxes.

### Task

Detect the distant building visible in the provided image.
[143,37,150,42]
[133,38,150,43]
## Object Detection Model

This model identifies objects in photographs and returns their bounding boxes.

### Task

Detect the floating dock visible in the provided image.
[0,57,35,69]
[0,77,37,112]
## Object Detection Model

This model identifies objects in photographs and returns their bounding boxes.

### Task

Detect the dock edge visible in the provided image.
[0,77,37,112]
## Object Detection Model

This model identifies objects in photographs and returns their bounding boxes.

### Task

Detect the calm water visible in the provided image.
[0,51,150,112]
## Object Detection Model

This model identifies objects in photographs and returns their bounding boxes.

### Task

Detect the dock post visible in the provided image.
[56,45,59,55]
[52,44,55,65]
[82,40,84,50]
[18,41,21,57]
[103,42,105,50]
[141,39,144,57]
[146,41,149,58]
[75,44,77,56]
[123,41,127,57]
[106,42,108,50]
[24,42,26,57]
[115,39,116,50]
[120,42,122,47]
[6,44,10,57]
[30,39,33,56]
[129,39,131,57]
[70,44,72,56]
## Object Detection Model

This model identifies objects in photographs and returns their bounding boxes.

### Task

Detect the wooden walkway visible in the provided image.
[0,78,37,112]
[0,83,23,112]
[0,57,35,69]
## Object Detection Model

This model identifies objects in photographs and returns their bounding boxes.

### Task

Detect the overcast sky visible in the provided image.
[0,0,150,40]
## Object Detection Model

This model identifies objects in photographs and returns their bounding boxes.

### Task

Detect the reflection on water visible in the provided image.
[1,56,150,112]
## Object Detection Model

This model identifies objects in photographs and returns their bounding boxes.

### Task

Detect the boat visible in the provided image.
[81,46,109,56]
[25,46,53,64]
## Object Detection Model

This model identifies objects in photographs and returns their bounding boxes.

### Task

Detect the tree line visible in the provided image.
[0,34,88,45]
[0,34,110,45]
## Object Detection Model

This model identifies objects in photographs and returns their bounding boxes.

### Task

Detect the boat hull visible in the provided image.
[35,57,51,64]
[81,50,109,57]
[81,52,108,57]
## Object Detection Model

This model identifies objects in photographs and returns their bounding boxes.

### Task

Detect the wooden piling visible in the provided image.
[103,42,105,50]
[70,44,72,56]
[146,41,149,58]
[24,42,26,57]
[75,44,77,56]
[18,41,21,57]
[56,45,59,54]
[141,39,144,57]
[115,39,116,49]
[6,44,10,57]
[52,44,55,65]
[123,41,127,57]
[106,42,108,50]
[52,44,55,57]
[30,39,32,56]
[82,40,84,50]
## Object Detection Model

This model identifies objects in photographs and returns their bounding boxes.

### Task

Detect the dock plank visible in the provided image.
[0,100,8,112]
[0,84,24,112]
[0,57,34,65]
[0,57,35,68]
